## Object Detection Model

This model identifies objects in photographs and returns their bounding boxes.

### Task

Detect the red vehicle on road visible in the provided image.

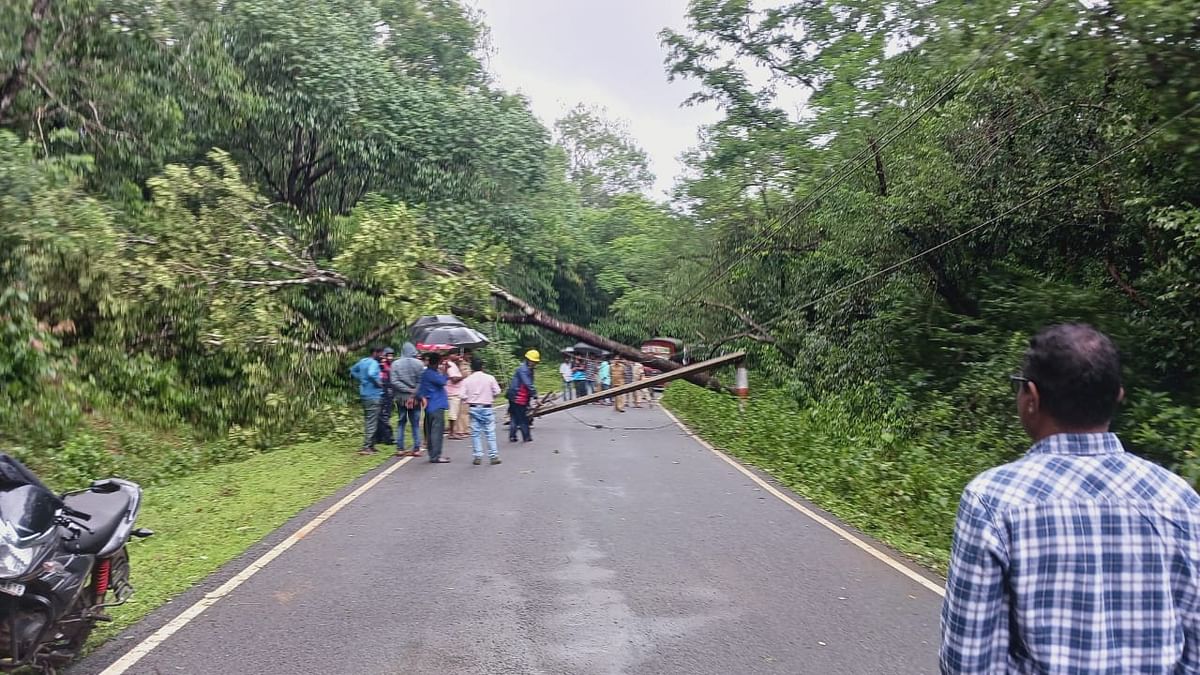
[640,338,685,389]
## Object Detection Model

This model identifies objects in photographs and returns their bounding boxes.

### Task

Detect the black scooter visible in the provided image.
[0,455,152,674]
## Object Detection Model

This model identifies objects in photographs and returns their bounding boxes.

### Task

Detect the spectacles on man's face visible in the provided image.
[1009,374,1032,394]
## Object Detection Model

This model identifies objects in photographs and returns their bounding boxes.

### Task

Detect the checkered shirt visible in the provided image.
[940,433,1200,674]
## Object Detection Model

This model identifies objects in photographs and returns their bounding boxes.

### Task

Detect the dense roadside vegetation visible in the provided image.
[0,0,670,488]
[624,0,1200,566]
[3,0,1199,575]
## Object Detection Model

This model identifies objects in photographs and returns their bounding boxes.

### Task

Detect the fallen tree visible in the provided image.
[424,263,731,392]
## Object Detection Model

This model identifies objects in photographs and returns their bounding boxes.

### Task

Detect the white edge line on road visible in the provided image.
[659,406,946,598]
[100,456,413,675]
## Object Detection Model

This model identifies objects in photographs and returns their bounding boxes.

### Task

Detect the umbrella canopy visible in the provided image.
[415,325,489,350]
[570,342,606,356]
[409,314,466,341]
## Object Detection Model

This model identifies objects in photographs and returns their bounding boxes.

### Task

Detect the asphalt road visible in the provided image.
[76,403,943,675]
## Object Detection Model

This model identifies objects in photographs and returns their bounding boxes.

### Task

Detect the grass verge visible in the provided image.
[90,437,389,645]
[660,383,999,575]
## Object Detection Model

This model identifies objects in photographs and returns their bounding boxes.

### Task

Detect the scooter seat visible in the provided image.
[61,489,132,554]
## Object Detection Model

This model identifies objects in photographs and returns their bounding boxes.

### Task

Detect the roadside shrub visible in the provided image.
[664,374,1198,572]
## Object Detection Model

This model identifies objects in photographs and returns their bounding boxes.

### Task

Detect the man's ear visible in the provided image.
[1026,381,1041,414]
[1117,386,1126,404]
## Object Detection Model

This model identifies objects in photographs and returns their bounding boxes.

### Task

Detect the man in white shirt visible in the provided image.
[461,356,502,465]
[559,357,574,401]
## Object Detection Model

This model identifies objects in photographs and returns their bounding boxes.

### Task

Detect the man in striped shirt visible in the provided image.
[940,323,1200,674]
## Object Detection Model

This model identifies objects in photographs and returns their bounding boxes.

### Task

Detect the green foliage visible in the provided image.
[605,0,1200,566]
[554,104,655,208]
[667,370,1200,572]
[0,1,561,487]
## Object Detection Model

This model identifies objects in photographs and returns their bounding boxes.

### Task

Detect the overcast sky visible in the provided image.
[472,0,723,198]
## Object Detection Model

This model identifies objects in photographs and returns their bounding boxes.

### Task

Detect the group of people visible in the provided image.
[344,325,1200,673]
[348,344,544,465]
[558,354,651,412]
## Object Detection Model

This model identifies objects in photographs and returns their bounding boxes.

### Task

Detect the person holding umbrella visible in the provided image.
[444,352,466,440]
[507,350,539,443]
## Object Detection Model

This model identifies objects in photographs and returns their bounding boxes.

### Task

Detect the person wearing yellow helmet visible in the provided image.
[506,349,540,442]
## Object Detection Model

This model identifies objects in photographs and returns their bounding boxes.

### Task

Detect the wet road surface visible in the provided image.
[75,403,943,675]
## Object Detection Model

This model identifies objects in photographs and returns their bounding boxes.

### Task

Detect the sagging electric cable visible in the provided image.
[671,0,1060,309]
[758,99,1200,329]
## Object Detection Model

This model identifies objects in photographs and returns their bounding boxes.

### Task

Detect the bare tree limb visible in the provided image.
[227,274,350,289]
[868,135,888,197]
[706,332,774,359]
[1105,259,1149,308]
[427,263,729,392]
[0,0,51,121]
[696,298,796,361]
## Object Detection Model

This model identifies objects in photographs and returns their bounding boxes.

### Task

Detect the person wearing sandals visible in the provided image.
[390,342,425,457]
[461,356,502,465]
[451,354,473,439]
[418,352,452,463]
[444,353,466,440]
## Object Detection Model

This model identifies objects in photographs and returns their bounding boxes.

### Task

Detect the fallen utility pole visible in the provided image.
[530,351,746,418]
[424,262,727,392]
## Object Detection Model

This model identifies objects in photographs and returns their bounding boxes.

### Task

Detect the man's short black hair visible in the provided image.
[471,356,484,371]
[426,352,441,367]
[1023,323,1122,427]
[370,344,385,355]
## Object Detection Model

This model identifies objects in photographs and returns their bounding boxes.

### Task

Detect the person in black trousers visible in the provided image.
[506,350,539,442]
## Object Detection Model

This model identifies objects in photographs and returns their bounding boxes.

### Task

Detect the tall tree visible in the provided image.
[553,103,655,207]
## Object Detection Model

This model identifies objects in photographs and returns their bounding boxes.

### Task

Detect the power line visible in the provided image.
[670,0,1059,309]
[760,100,1200,329]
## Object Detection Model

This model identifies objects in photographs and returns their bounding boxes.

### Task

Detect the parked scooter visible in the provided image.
[0,455,152,674]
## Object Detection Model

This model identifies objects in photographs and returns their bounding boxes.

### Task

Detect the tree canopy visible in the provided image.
[3,0,1199,498]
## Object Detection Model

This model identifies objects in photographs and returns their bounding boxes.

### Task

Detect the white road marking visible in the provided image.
[100,456,413,675]
[659,407,946,597]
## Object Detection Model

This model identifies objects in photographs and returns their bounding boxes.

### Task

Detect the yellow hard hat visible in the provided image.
[524,349,541,363]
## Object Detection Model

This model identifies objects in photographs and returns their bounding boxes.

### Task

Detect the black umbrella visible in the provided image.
[409,314,466,342]
[415,325,490,350]
[571,342,606,356]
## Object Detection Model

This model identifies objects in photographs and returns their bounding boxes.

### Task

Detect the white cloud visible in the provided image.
[472,0,722,199]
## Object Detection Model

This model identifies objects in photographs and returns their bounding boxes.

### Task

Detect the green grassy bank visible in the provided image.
[660,384,1024,574]
[91,437,388,644]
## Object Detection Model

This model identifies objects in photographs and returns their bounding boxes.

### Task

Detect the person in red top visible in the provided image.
[506,350,539,443]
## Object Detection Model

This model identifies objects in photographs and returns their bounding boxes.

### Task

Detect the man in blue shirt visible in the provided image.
[940,324,1200,674]
[417,352,451,463]
[348,346,385,455]
[506,350,539,443]
[597,357,612,405]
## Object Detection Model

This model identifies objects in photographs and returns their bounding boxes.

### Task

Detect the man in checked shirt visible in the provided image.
[940,323,1200,674]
